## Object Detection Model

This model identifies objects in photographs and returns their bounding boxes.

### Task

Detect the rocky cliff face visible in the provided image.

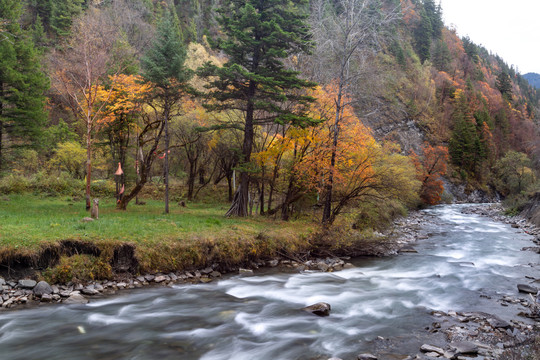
[521,193,540,227]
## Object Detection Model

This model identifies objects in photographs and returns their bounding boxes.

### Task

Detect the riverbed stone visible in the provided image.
[40,293,53,302]
[18,279,37,289]
[0,278,5,286]
[154,275,167,283]
[210,271,221,278]
[64,293,89,304]
[357,353,378,360]
[33,281,53,297]
[268,260,279,267]
[420,344,444,355]
[200,267,213,275]
[144,274,155,282]
[450,341,478,355]
[517,284,538,294]
[81,287,99,295]
[239,268,253,274]
[302,302,331,317]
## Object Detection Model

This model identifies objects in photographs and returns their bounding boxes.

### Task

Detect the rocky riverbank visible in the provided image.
[0,210,430,310]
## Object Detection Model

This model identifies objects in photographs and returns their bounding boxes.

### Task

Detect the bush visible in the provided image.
[43,254,112,283]
[354,199,407,231]
[0,174,32,194]
[33,171,83,196]
[90,179,116,197]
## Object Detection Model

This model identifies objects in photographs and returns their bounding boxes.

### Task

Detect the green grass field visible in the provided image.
[0,195,318,276]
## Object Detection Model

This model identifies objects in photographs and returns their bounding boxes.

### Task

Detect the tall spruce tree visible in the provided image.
[199,0,316,217]
[122,7,192,213]
[0,0,48,171]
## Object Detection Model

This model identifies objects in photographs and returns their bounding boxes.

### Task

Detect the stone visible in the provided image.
[200,267,213,275]
[154,276,167,283]
[425,352,440,358]
[488,318,511,329]
[343,263,355,269]
[136,276,145,282]
[357,354,378,360]
[144,274,155,282]
[40,293,53,302]
[0,278,5,286]
[94,283,104,291]
[59,290,71,297]
[51,285,59,294]
[64,293,89,304]
[18,279,37,289]
[210,271,222,278]
[239,268,253,274]
[81,287,99,295]
[168,273,178,281]
[267,260,279,267]
[317,262,330,272]
[517,284,538,294]
[82,217,94,222]
[328,358,343,360]
[200,277,213,283]
[33,281,53,297]
[420,345,445,355]
[399,246,418,253]
[450,341,478,355]
[302,302,331,317]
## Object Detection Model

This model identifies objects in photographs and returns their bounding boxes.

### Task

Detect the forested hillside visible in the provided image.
[524,73,540,89]
[1,0,539,224]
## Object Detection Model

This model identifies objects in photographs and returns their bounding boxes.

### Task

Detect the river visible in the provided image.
[0,205,538,360]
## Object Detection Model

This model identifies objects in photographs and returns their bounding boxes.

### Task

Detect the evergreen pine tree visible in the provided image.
[50,0,84,37]
[449,94,478,173]
[496,71,513,99]
[413,5,433,63]
[118,7,192,213]
[199,0,316,217]
[0,0,49,170]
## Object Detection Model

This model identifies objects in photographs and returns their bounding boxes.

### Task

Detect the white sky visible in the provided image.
[437,0,540,75]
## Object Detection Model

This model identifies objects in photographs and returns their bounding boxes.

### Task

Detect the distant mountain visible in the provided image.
[523,72,540,88]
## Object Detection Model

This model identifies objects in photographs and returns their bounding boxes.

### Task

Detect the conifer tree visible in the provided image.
[51,0,84,37]
[199,0,317,217]
[0,0,49,171]
[496,71,513,99]
[121,7,192,213]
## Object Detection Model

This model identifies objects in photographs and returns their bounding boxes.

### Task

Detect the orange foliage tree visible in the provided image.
[411,143,448,205]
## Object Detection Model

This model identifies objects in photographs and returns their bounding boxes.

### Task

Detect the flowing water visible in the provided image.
[0,205,538,360]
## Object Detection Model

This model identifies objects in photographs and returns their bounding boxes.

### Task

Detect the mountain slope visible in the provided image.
[523,72,540,89]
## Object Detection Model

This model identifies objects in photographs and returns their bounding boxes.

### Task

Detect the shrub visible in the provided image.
[43,254,112,283]
[0,174,31,194]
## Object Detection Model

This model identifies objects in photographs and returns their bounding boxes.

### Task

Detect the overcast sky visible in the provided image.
[437,0,540,75]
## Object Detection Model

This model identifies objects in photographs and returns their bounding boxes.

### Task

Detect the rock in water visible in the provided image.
[33,281,53,297]
[517,284,538,294]
[302,302,331,317]
[64,293,89,304]
[450,341,478,355]
[357,354,378,360]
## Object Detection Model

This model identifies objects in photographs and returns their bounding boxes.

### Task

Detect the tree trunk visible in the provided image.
[226,172,233,202]
[85,123,92,211]
[187,159,196,201]
[259,166,265,215]
[322,89,343,226]
[226,81,255,217]
[0,120,3,172]
[164,105,170,214]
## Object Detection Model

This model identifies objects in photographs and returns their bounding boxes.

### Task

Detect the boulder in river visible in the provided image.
[450,341,478,355]
[302,302,331,317]
[63,293,89,304]
[517,284,538,294]
[33,281,53,297]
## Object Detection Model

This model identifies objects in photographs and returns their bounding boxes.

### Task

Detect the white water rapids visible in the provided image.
[0,205,538,359]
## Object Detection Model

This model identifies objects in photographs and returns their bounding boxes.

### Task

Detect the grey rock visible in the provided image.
[488,318,511,329]
[267,260,279,267]
[210,271,222,278]
[317,262,330,272]
[239,268,253,274]
[18,279,37,289]
[399,246,418,253]
[194,270,202,278]
[40,293,53,302]
[343,263,355,269]
[0,278,5,286]
[81,287,99,295]
[51,285,59,294]
[424,352,440,358]
[117,282,127,288]
[328,358,343,360]
[420,345,444,355]
[74,283,84,291]
[144,274,155,282]
[358,354,378,360]
[64,293,89,304]
[94,283,104,291]
[82,217,94,222]
[168,273,178,281]
[302,302,331,317]
[59,290,71,298]
[136,276,145,282]
[517,284,538,294]
[33,281,53,297]
[450,342,478,355]
[154,276,167,283]
[200,267,213,275]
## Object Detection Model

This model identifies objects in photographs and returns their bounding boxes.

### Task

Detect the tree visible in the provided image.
[51,7,130,210]
[411,143,448,205]
[496,71,513,99]
[494,151,535,196]
[50,0,84,37]
[199,0,317,217]
[138,7,192,214]
[0,0,49,171]
[309,0,399,225]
